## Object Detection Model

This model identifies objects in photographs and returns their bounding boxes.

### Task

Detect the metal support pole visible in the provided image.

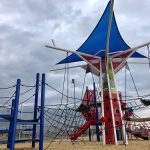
[72,79,77,132]
[105,0,118,145]
[99,58,106,145]
[72,79,76,108]
[93,82,100,141]
[9,79,21,150]
[74,81,75,108]
[86,86,91,141]
[110,60,128,145]
[106,60,118,145]
[105,0,114,71]
[7,99,15,148]
[19,104,23,141]
[32,73,40,147]
[45,45,100,74]
[39,74,45,150]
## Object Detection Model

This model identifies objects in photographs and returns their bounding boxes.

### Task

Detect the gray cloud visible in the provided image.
[0,0,149,116]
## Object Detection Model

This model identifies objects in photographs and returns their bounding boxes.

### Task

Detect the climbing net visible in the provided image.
[122,61,150,110]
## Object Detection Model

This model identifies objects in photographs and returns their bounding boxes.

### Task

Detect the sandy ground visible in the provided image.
[0,140,150,150]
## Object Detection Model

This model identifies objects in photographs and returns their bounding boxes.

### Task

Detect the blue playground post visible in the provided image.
[39,74,45,150]
[93,82,100,142]
[9,79,21,150]
[86,86,91,141]
[32,73,40,147]
[7,99,15,148]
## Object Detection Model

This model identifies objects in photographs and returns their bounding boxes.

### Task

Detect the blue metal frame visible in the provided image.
[39,73,45,150]
[32,73,40,147]
[9,79,21,150]
[0,74,45,150]
[7,99,15,148]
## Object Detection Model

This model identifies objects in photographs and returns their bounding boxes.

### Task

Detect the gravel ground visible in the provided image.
[0,140,150,150]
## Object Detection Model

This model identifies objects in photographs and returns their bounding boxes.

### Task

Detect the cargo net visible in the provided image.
[43,68,99,149]
[44,104,85,141]
[122,62,150,110]
[124,95,150,110]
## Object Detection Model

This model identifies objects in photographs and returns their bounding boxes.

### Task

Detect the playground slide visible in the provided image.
[69,121,91,140]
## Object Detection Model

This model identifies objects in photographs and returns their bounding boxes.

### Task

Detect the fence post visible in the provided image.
[32,73,40,147]
[39,74,45,150]
[7,99,15,148]
[10,79,21,150]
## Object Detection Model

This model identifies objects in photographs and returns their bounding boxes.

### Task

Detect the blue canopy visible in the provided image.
[58,1,145,64]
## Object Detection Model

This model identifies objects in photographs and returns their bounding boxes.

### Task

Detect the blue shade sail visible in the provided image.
[58,1,145,64]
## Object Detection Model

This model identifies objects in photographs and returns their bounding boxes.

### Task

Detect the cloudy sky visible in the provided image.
[0,0,149,116]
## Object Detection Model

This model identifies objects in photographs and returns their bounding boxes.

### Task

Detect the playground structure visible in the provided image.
[0,73,45,150]
[45,0,150,147]
[0,0,150,150]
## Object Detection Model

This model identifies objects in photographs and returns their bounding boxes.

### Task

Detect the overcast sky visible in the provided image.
[0,0,149,116]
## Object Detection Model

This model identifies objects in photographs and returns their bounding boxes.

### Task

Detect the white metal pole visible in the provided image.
[110,59,128,145]
[105,0,114,70]
[74,80,75,109]
[46,45,100,74]
[49,64,86,72]
[105,0,118,145]
[106,62,118,145]
[99,58,106,145]
[111,42,150,58]
[45,45,100,59]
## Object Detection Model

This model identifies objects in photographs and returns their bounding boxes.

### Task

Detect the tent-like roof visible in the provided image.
[58,1,145,64]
